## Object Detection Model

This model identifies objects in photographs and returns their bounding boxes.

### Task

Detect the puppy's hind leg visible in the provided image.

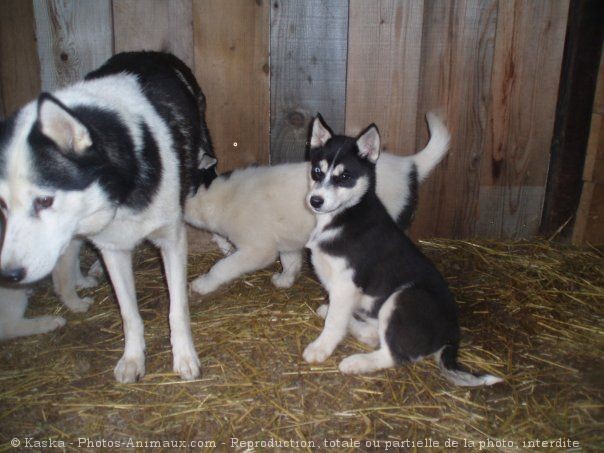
[339,295,397,374]
[52,239,95,313]
[271,250,303,288]
[102,249,146,383]
[152,224,200,381]
[314,304,379,347]
[339,348,395,374]
[0,287,66,340]
[348,316,379,348]
[191,246,277,295]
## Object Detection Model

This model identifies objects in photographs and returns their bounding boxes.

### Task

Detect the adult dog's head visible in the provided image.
[0,94,114,284]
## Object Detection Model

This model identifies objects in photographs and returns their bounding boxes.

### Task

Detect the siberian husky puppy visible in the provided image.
[303,114,502,386]
[185,113,450,295]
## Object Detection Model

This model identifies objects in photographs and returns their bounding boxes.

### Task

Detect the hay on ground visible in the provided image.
[0,239,602,451]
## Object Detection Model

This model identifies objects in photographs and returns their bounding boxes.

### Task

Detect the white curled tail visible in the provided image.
[414,112,451,182]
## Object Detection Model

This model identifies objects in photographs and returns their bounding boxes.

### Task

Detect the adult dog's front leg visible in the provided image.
[154,224,200,380]
[303,283,358,363]
[102,249,145,383]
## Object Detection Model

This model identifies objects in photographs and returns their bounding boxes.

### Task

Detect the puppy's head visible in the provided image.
[306,114,381,215]
[0,94,112,284]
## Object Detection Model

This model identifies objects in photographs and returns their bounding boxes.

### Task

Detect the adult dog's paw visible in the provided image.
[114,355,145,383]
[173,352,201,381]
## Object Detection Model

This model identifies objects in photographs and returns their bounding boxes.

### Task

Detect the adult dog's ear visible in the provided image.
[36,93,92,155]
[356,124,380,163]
[310,113,333,148]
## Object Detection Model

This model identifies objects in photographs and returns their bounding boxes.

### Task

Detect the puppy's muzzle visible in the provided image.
[310,196,324,209]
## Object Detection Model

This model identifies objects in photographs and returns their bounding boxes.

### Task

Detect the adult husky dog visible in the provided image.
[303,114,502,386]
[185,114,449,294]
[0,52,215,382]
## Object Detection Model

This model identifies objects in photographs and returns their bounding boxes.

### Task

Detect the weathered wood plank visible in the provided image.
[345,0,424,155]
[113,0,194,68]
[582,113,604,183]
[0,0,41,117]
[270,0,349,163]
[410,0,498,239]
[480,0,570,238]
[33,0,113,91]
[193,0,269,171]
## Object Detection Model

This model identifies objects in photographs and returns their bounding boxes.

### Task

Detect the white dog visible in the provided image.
[0,239,97,340]
[0,52,215,382]
[185,113,449,295]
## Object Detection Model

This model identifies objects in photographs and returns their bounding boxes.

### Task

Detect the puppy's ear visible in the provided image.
[310,113,332,148]
[197,151,218,170]
[356,124,380,163]
[36,93,92,154]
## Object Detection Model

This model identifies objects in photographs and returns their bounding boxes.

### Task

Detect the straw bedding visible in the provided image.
[0,238,602,451]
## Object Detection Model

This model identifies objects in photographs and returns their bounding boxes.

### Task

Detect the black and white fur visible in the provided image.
[0,239,97,340]
[0,52,216,382]
[303,114,502,386]
[184,113,449,294]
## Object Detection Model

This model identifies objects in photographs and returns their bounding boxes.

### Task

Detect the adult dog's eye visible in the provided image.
[33,196,54,213]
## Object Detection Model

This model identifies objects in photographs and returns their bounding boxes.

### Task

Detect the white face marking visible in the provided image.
[319,160,328,173]
[307,166,369,216]
[332,164,344,177]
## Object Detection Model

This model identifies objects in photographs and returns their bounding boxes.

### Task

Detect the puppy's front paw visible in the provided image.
[316,304,328,319]
[190,274,220,295]
[271,272,295,288]
[39,315,67,333]
[64,296,93,313]
[114,355,145,383]
[173,352,201,381]
[303,339,334,363]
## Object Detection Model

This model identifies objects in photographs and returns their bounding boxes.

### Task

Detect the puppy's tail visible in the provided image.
[436,344,503,387]
[413,112,451,182]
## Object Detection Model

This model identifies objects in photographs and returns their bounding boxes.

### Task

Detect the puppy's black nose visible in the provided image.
[310,195,324,209]
[0,267,26,283]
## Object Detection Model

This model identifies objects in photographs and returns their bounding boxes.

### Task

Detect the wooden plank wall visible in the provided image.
[194,0,270,171]
[270,0,349,163]
[0,0,573,239]
[573,50,604,245]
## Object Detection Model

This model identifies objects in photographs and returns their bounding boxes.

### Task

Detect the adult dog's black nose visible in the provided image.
[310,196,324,209]
[0,267,26,283]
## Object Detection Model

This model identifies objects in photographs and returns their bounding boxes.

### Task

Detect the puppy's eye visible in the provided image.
[33,196,54,213]
[339,172,351,182]
[312,166,323,180]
